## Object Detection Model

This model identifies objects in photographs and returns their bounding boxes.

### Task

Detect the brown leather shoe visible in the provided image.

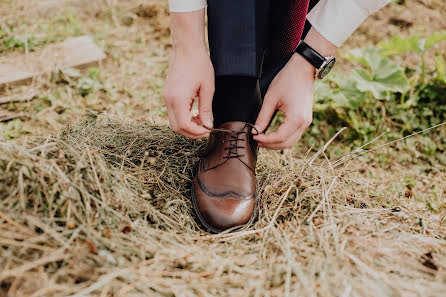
[191,121,258,233]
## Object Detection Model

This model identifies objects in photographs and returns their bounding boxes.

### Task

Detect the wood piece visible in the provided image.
[0,112,28,122]
[0,35,106,86]
[0,90,38,105]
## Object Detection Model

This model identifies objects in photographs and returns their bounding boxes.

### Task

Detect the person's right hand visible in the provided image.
[163,47,215,139]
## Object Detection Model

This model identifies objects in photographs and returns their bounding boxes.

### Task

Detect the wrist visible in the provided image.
[303,27,337,57]
[289,53,317,77]
[172,41,207,55]
[170,10,206,53]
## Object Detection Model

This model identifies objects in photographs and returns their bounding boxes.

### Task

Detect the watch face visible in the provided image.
[318,57,336,79]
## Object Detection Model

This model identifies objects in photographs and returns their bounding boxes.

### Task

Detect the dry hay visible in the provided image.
[1,115,445,297]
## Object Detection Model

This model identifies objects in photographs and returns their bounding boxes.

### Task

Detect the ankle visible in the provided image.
[212,76,262,127]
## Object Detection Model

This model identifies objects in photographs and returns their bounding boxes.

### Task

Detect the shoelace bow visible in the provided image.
[204,123,259,160]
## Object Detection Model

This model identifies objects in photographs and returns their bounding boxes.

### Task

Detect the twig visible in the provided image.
[308,127,347,167]
[68,259,154,297]
[0,210,36,237]
[0,251,67,281]
[332,121,446,167]
[0,238,53,251]
[306,162,351,224]
[87,147,107,203]
[268,184,294,228]
[26,215,66,246]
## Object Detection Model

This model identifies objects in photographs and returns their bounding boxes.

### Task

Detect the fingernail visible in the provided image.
[204,119,213,129]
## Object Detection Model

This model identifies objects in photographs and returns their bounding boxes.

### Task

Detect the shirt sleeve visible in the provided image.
[306,0,391,47]
[168,0,207,12]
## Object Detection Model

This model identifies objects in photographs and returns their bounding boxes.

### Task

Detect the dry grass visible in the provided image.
[1,0,446,296]
[1,115,445,296]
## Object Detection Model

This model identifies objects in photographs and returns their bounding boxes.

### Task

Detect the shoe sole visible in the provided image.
[190,180,259,234]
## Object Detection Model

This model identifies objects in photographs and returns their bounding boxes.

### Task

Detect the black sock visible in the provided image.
[212,76,262,127]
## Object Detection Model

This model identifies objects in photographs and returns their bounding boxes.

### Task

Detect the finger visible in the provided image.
[258,128,304,150]
[253,92,278,134]
[198,80,215,129]
[192,115,202,125]
[254,116,299,144]
[176,108,210,137]
[166,95,210,138]
[178,129,210,139]
[165,101,180,132]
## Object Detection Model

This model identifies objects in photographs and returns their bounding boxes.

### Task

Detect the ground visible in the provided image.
[0,0,445,296]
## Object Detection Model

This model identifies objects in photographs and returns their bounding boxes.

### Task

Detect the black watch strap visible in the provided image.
[294,41,325,69]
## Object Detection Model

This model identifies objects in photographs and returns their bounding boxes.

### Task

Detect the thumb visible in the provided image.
[199,81,215,129]
[254,93,277,134]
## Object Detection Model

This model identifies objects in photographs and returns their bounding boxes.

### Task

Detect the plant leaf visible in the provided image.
[314,80,334,103]
[344,47,397,77]
[345,47,410,98]
[352,68,409,99]
[424,31,446,50]
[329,74,367,108]
[378,35,421,56]
[434,53,446,83]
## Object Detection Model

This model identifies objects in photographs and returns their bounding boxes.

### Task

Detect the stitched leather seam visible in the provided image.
[196,172,254,200]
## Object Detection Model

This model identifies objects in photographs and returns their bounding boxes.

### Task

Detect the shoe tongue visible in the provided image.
[217,121,248,132]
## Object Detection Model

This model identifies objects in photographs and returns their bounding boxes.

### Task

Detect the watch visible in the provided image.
[294,40,336,79]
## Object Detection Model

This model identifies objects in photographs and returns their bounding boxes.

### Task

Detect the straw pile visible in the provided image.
[1,115,445,297]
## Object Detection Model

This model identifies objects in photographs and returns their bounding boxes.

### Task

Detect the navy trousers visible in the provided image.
[207,0,320,97]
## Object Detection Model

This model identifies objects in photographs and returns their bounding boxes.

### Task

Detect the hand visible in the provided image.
[162,10,214,139]
[253,53,315,149]
[163,48,214,139]
[253,27,337,150]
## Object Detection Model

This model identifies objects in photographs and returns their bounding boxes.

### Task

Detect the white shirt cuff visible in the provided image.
[169,0,207,12]
[307,0,391,47]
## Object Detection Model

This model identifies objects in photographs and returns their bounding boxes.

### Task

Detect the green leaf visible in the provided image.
[378,35,421,56]
[424,31,446,50]
[344,47,397,77]
[345,47,410,98]
[329,74,366,108]
[378,32,446,55]
[347,110,360,131]
[434,53,446,83]
[352,67,409,99]
[314,80,334,103]
[314,75,367,109]
[89,67,101,81]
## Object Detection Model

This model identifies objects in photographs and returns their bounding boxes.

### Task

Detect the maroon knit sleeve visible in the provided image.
[270,0,310,55]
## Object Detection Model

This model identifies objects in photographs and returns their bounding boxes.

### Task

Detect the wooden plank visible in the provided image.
[0,36,106,86]
[0,65,34,85]
[0,112,28,122]
[0,90,38,105]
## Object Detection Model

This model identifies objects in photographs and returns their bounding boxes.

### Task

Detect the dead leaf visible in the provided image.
[85,240,97,254]
[296,178,303,187]
[102,228,111,239]
[405,190,414,199]
[121,225,132,234]
[421,252,438,271]
[67,221,76,229]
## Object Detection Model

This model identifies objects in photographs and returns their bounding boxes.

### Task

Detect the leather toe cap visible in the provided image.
[192,179,255,232]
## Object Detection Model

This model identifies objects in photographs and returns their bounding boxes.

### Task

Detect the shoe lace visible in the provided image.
[223,131,246,159]
[205,123,259,160]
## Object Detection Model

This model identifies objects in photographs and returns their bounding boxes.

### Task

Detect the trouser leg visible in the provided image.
[260,0,320,97]
[207,0,270,77]
[207,0,270,127]
[207,0,319,126]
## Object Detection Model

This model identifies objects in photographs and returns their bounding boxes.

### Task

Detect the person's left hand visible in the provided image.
[253,53,315,150]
